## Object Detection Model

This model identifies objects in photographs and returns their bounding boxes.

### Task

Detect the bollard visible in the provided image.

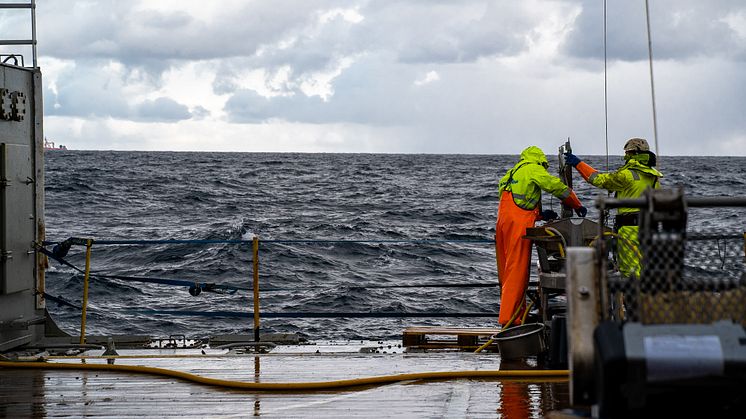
[79,239,93,345]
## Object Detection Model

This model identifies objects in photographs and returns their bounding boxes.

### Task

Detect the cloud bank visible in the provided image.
[11,0,743,154]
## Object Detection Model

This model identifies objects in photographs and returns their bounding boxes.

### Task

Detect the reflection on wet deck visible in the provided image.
[0,343,570,417]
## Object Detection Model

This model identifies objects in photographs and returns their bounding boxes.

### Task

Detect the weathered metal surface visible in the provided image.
[0,345,570,417]
[0,63,44,352]
[210,333,300,346]
[565,247,599,406]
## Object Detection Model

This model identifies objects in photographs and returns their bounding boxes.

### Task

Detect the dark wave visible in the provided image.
[43,151,746,339]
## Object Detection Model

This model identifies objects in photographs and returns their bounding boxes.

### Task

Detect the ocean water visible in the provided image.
[43,152,746,339]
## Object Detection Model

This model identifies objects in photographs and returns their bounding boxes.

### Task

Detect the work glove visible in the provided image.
[540,209,558,221]
[575,206,588,218]
[564,152,581,167]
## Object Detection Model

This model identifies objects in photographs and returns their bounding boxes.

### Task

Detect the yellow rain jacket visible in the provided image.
[498,146,578,210]
[576,156,663,277]
[496,146,582,326]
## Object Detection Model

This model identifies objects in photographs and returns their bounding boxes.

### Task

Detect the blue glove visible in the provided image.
[540,209,558,221]
[575,206,588,218]
[564,152,581,167]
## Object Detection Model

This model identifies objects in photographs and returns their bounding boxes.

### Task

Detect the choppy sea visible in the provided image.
[43,152,745,339]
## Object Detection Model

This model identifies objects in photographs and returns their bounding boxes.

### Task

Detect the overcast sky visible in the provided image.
[3,0,745,155]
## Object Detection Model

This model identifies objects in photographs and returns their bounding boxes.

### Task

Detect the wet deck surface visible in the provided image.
[1,342,570,417]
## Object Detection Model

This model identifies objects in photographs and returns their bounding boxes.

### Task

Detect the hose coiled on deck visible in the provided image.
[0,361,567,391]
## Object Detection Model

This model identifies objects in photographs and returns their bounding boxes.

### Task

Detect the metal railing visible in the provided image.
[0,1,38,68]
[42,237,498,344]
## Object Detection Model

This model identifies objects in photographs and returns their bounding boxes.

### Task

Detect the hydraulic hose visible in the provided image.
[520,298,535,325]
[544,227,567,258]
[474,296,536,354]
[474,298,524,353]
[473,338,495,353]
[0,361,568,391]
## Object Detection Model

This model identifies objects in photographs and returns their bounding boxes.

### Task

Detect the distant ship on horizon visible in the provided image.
[44,137,68,151]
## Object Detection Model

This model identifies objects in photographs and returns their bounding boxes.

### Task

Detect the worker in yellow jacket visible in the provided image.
[496,146,587,326]
[564,138,662,278]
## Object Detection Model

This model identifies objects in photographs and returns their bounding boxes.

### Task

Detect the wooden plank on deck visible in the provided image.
[402,326,500,349]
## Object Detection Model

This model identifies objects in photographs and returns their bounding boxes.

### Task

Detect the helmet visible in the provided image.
[623,138,650,152]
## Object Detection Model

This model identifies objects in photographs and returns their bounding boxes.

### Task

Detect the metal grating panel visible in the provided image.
[608,233,746,326]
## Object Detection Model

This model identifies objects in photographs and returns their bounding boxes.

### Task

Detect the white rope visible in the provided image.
[644,0,660,166]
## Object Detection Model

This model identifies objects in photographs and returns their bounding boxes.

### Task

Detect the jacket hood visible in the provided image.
[519,146,548,166]
[623,158,663,177]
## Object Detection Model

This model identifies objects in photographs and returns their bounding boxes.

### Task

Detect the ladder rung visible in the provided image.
[0,3,35,9]
[0,40,36,45]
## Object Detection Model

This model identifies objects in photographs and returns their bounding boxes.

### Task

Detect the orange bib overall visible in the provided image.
[495,190,538,326]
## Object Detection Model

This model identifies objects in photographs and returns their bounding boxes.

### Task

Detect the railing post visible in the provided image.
[79,239,93,345]
[252,236,260,342]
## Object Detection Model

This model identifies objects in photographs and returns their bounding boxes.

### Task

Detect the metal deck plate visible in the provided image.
[1,342,570,417]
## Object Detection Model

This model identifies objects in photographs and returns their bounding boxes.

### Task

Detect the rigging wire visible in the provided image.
[603,0,609,171]
[644,0,660,167]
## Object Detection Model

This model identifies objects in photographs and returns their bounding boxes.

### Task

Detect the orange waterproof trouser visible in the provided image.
[495,191,537,326]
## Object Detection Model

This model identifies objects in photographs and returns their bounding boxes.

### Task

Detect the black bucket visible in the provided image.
[492,323,546,359]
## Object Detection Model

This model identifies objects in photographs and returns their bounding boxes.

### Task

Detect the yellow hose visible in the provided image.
[475,294,525,354]
[544,228,566,258]
[475,295,537,354]
[474,294,534,354]
[0,361,567,391]
[473,338,495,353]
[520,298,535,325]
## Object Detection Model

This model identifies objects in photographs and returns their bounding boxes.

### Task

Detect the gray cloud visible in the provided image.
[37,1,343,63]
[133,97,192,122]
[563,0,746,62]
[29,0,746,155]
[653,59,746,155]
[361,1,535,64]
[39,1,541,90]
[38,0,551,127]
[190,105,210,120]
[44,62,194,122]
[214,1,549,124]
[224,54,420,125]
[44,63,130,118]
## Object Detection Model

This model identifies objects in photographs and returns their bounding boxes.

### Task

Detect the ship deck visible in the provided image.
[1,341,571,417]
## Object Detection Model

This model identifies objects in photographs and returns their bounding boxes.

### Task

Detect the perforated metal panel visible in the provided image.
[598,191,746,327]
[607,232,746,326]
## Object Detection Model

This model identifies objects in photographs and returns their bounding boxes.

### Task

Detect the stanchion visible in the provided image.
[252,237,260,343]
[79,239,93,345]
